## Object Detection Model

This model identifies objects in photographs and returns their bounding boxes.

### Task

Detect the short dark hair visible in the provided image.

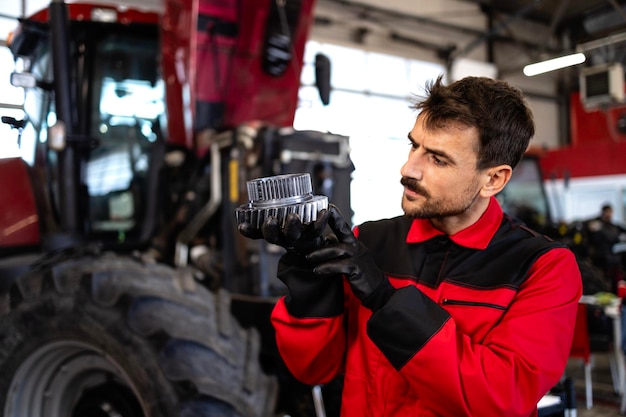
[412,75,535,170]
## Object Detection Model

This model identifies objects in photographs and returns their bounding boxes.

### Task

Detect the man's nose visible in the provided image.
[400,152,423,180]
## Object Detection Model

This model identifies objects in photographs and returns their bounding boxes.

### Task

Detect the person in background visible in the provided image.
[240,75,582,416]
[584,203,626,292]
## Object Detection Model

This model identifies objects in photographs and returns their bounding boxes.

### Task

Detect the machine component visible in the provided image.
[236,173,328,228]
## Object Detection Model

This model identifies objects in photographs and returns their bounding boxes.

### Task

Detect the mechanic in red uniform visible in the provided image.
[241,75,582,416]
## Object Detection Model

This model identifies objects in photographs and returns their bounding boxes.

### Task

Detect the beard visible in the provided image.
[400,176,481,219]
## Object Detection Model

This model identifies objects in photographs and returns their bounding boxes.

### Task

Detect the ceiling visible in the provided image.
[462,0,626,78]
[317,0,626,82]
[323,0,626,51]
[466,0,626,43]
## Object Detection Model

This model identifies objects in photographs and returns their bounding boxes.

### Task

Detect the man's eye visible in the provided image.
[407,141,418,150]
[432,155,446,166]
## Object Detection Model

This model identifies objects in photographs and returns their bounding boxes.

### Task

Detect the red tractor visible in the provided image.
[0,0,352,416]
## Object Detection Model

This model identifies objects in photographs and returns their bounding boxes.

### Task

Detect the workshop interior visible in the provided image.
[1,0,626,416]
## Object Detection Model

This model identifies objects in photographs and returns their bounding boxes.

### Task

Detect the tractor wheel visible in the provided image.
[0,253,278,417]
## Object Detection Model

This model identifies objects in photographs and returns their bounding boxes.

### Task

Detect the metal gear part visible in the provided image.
[235,173,328,228]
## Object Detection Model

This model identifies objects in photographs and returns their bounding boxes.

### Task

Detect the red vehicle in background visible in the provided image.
[499,90,626,295]
[0,1,350,416]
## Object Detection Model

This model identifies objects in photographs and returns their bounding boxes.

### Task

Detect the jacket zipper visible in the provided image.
[441,299,507,310]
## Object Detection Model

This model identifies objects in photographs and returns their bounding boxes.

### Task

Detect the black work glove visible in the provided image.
[240,208,343,317]
[307,205,395,311]
[238,210,332,255]
[277,251,344,318]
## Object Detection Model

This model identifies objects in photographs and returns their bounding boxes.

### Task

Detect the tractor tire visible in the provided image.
[0,252,278,417]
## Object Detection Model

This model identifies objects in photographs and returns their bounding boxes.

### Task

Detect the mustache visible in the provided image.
[400,177,428,196]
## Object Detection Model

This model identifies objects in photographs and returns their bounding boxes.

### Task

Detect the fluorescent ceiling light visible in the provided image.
[523,53,586,76]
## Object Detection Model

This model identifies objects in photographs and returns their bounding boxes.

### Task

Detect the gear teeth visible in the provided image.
[247,174,312,203]
[235,173,329,227]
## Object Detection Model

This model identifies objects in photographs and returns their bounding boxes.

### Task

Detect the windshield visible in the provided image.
[11,16,164,244]
[85,28,164,234]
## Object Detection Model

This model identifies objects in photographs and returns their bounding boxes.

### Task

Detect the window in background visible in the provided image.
[0,0,50,159]
[0,1,22,41]
[0,46,25,158]
[1,1,25,159]
[294,41,445,225]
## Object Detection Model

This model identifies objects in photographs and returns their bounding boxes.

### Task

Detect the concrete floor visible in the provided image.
[565,352,624,416]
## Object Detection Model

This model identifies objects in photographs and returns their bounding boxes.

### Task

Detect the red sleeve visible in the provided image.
[368,247,582,416]
[270,295,347,384]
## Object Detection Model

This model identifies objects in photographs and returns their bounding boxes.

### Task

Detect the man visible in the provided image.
[241,76,582,416]
[585,204,626,290]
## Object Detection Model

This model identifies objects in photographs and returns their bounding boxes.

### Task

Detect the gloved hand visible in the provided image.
[238,209,333,255]
[239,207,343,317]
[276,251,343,318]
[307,205,395,311]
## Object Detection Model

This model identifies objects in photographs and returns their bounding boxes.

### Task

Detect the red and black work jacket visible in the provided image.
[271,197,582,417]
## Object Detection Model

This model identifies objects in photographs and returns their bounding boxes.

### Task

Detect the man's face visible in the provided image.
[400,114,486,220]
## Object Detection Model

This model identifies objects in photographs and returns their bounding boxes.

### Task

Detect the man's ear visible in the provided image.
[480,165,512,197]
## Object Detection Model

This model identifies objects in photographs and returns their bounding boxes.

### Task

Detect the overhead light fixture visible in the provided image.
[523,52,586,76]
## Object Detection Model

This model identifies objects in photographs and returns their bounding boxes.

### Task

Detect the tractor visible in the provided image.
[0,0,352,416]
